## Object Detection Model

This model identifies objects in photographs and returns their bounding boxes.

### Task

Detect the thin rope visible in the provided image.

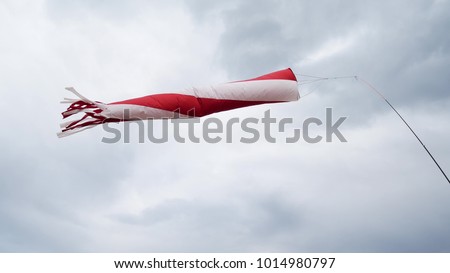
[296,73,450,185]
[356,77,450,185]
[298,77,331,97]
[299,88,318,98]
[296,74,357,81]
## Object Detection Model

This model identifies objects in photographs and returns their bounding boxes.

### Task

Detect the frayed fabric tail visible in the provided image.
[57,87,108,138]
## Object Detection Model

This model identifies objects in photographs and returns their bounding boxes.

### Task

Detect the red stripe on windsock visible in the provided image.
[232,68,297,83]
[110,94,281,117]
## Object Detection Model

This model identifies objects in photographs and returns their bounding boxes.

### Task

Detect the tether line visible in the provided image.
[296,73,450,185]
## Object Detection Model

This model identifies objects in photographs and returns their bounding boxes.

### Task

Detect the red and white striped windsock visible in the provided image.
[58,68,299,137]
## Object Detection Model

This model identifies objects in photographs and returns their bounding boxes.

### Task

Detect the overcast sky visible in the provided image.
[1,0,450,252]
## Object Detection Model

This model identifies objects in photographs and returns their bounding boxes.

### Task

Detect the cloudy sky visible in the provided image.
[1,0,449,252]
